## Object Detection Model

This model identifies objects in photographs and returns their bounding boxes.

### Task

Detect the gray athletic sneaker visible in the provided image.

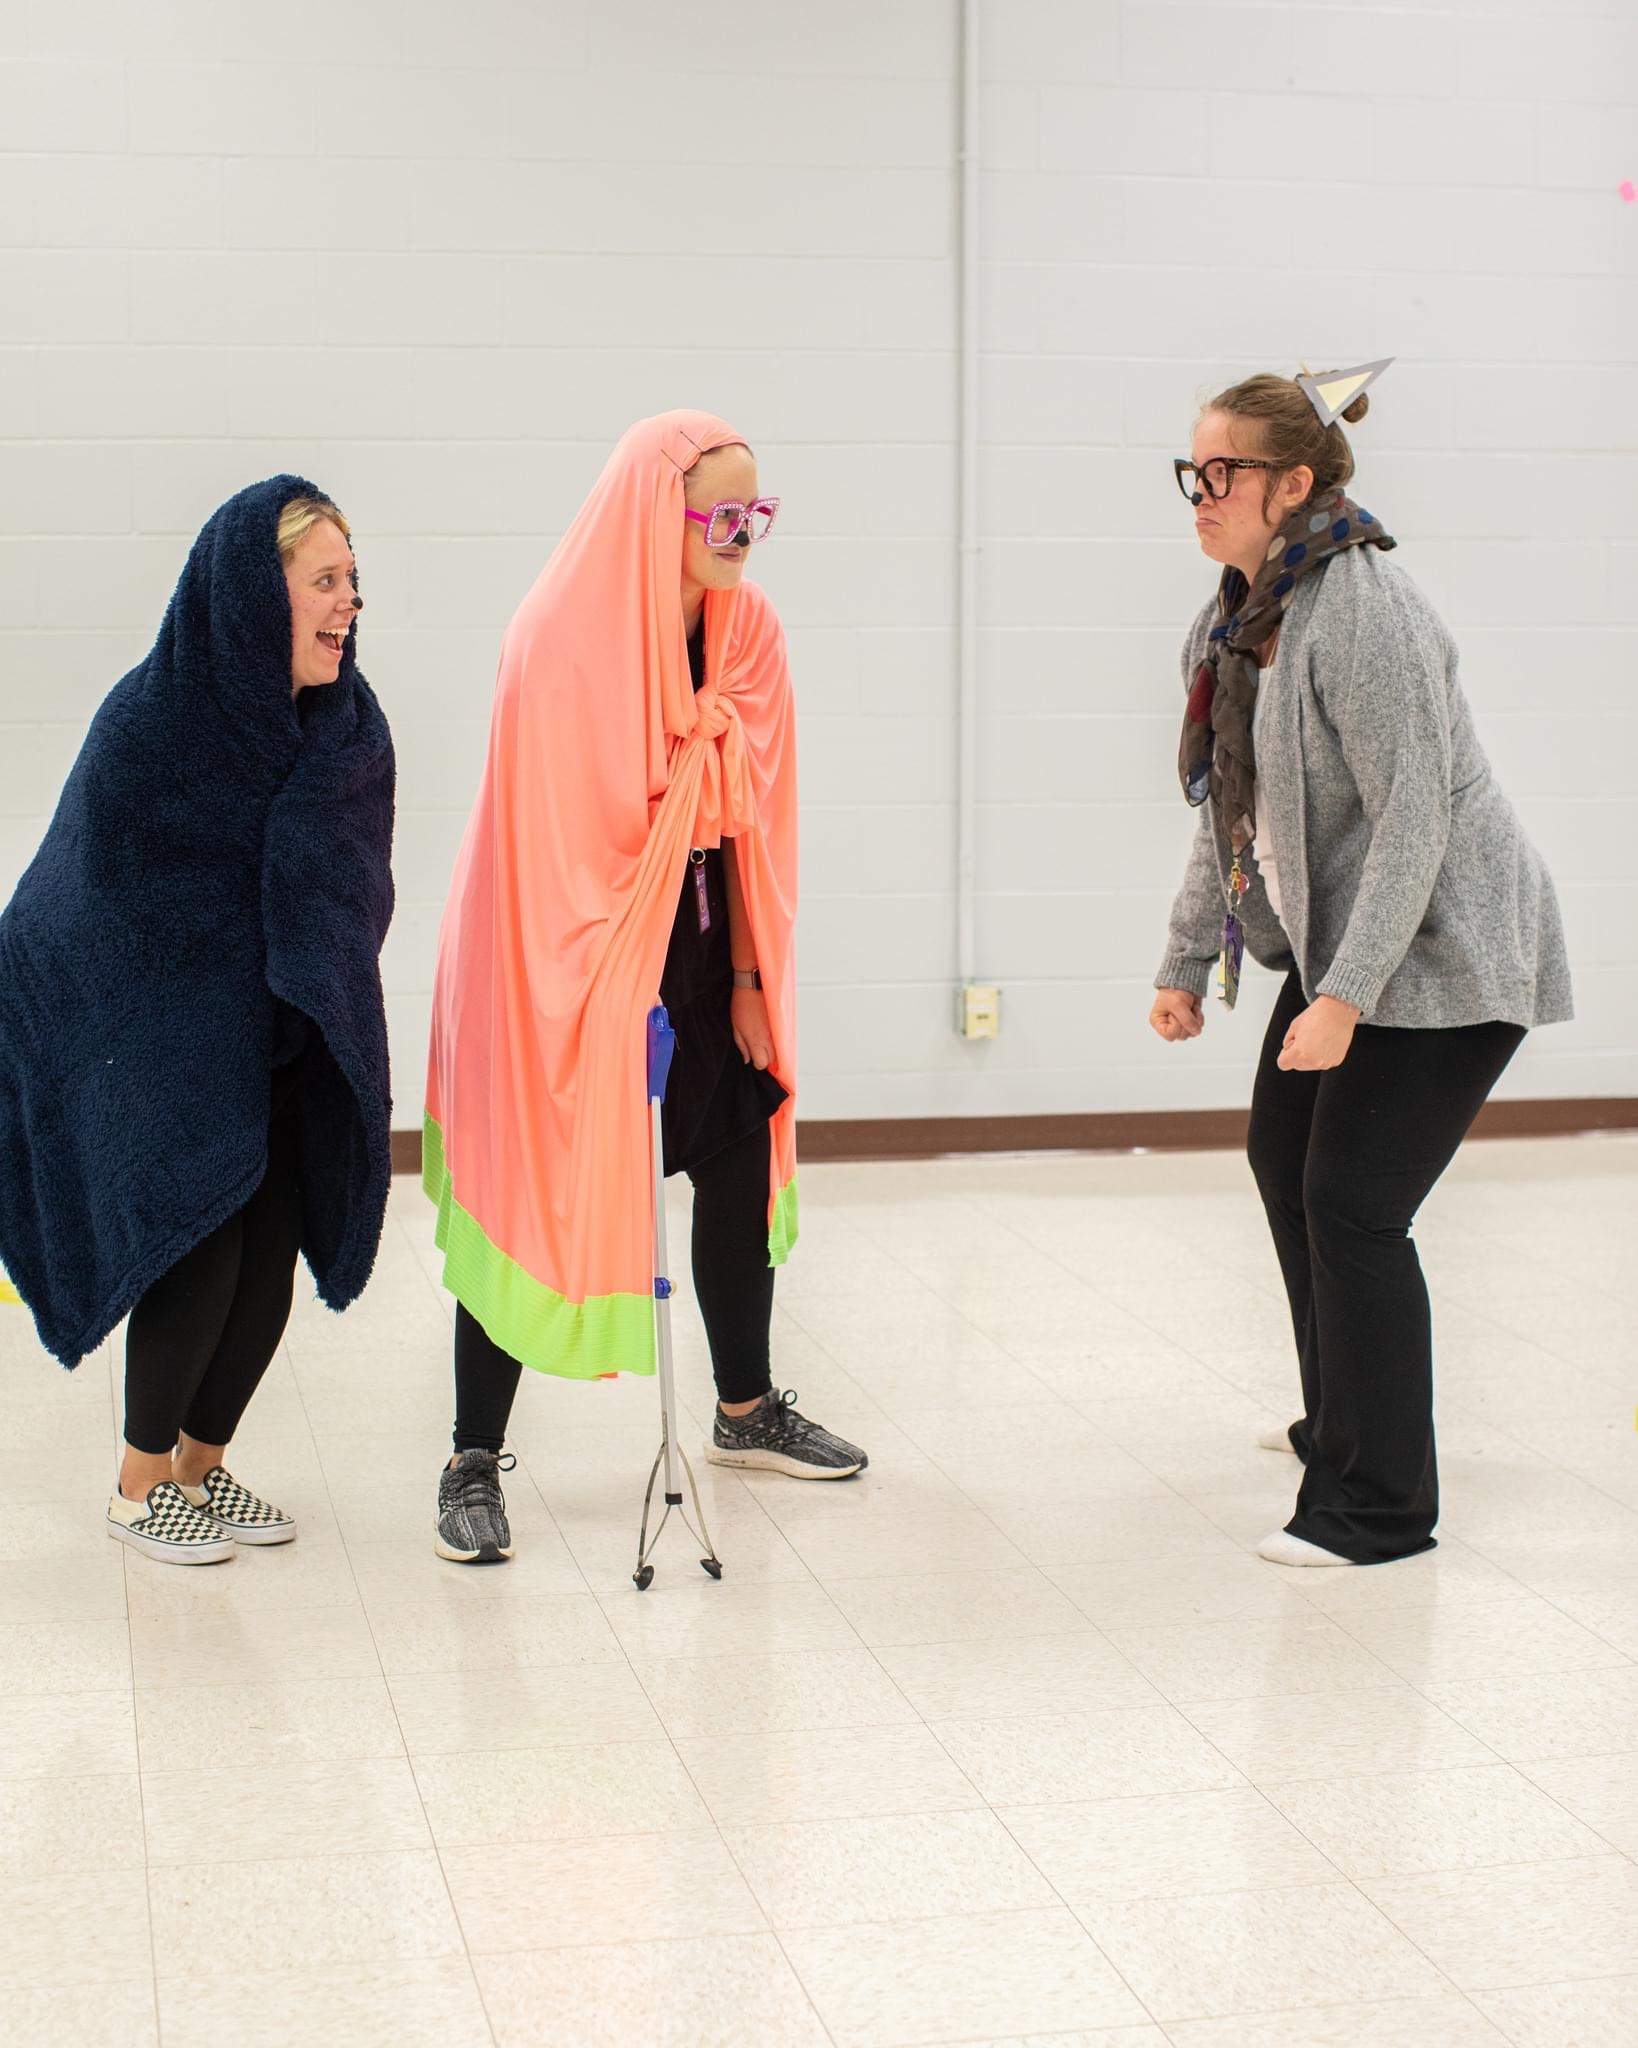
[435,1449,516,1564]
[705,1389,868,1480]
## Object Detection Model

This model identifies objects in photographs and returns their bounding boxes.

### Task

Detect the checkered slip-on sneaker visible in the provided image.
[435,1449,516,1564]
[107,1480,236,1566]
[178,1465,296,1546]
[705,1389,868,1480]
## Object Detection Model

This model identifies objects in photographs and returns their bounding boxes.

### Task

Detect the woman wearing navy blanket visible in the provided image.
[1151,365,1571,1568]
[0,478,395,1566]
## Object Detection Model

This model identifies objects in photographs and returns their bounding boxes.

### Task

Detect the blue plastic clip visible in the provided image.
[647,1004,676,1106]
[654,1277,673,1299]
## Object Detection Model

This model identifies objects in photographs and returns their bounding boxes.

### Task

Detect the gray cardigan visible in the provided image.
[1157,546,1573,1030]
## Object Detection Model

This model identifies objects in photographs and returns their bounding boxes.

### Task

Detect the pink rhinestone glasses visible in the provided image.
[684,498,781,550]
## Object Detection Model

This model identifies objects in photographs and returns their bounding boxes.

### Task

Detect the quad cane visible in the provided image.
[633,1003,723,1591]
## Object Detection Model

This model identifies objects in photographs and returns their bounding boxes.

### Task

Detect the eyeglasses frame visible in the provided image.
[683,497,782,550]
[1173,457,1281,505]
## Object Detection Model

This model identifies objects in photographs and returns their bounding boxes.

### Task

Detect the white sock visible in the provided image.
[1258,1528,1356,1568]
[1258,1426,1298,1454]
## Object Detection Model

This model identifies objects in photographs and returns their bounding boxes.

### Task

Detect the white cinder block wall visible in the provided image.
[2,1,1634,1125]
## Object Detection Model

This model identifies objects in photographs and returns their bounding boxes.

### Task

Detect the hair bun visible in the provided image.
[1340,391,1370,425]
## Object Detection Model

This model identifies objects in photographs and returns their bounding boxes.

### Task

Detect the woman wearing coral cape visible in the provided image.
[424,411,867,1562]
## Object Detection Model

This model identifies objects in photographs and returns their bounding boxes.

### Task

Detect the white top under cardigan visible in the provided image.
[1250,679,1286,927]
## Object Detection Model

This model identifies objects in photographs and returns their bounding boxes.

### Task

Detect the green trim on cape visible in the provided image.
[768,1172,799,1267]
[422,1115,655,1379]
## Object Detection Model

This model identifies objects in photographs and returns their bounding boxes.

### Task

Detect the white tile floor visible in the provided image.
[3,1135,1637,2048]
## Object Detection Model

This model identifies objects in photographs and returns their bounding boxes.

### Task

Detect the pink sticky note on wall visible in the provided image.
[1620,180,1637,203]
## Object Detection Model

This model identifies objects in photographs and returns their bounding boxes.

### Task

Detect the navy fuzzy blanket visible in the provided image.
[0,476,395,1368]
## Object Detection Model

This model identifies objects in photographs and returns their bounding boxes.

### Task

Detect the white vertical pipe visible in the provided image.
[956,0,981,996]
[650,1095,680,1499]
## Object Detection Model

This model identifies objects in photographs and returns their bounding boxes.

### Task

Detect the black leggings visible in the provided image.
[453,1120,776,1453]
[1247,971,1524,1563]
[123,1111,303,1457]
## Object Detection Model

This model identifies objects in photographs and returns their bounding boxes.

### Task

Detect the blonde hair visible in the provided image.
[275,495,350,565]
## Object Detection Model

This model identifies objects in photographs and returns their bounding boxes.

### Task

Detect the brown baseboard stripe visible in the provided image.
[389,1097,1638,1174]
[797,1110,1254,1160]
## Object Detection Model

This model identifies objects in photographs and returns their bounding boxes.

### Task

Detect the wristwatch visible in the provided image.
[732,968,763,991]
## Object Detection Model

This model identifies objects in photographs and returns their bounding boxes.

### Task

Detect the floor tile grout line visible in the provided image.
[1231,1757,1621,2031]
[1322,1589,1638,1680]
[814,1238,1261,2032]
[13,1151,1638,2039]
[1155,1674,1557,1968]
[1168,1727,1638,1973]
[989,1150,1638,1596]
[774,1247,1183,1603]
[724,1258,1342,1767]
[978,1801,1186,2033]
[711,1843,843,2048]
[277,1266,504,2048]
[601,1593,845,2048]
[738,1245,1093,1617]
[80,1333,163,2042]
[1471,1960,1638,1995]
[1374,1586,1638,1758]
[116,1441,166,2048]
[904,1327,1311,1572]
[1514,1763,1638,1867]
[1431,1375,1638,1526]
[423,1174,866,2044]
[630,1215,1040,2040]
[384,1171,1637,1998]
[776,1234,1065,1409]
[371,1212,505,2047]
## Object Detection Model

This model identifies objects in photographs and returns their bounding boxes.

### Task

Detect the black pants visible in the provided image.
[123,1109,304,1456]
[453,1120,777,1453]
[1247,971,1524,1563]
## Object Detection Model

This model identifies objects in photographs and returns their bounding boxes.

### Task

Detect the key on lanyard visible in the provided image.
[690,848,710,933]
[1218,856,1249,1009]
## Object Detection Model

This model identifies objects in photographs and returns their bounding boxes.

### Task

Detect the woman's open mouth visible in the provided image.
[317,630,347,654]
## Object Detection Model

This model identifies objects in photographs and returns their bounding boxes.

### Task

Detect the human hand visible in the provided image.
[731,987,775,1069]
[1150,988,1205,1043]
[1276,995,1361,1072]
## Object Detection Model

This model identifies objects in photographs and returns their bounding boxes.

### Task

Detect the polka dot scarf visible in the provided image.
[1178,486,1396,855]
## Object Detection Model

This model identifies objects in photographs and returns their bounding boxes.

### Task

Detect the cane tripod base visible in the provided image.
[632,1438,723,1590]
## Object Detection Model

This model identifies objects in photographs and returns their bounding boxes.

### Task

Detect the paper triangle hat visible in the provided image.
[1297,358,1394,429]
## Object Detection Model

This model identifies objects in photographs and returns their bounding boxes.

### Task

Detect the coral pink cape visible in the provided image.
[423,412,798,1377]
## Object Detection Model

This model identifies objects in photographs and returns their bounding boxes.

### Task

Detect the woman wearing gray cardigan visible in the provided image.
[1152,369,1571,1568]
